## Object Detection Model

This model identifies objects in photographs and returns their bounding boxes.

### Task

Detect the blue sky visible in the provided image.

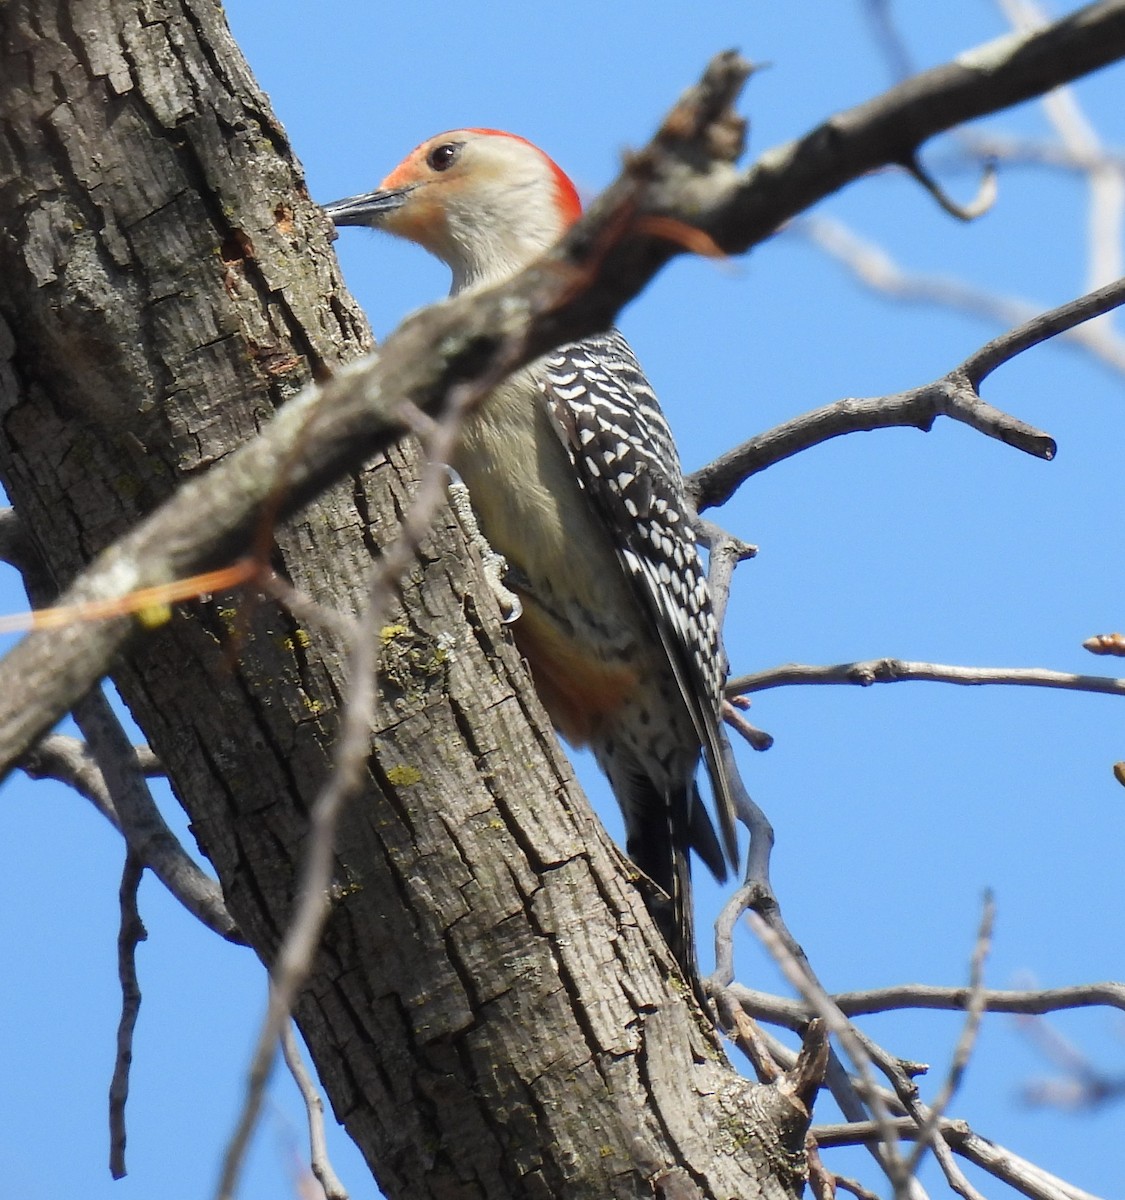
[2,3,1123,1198]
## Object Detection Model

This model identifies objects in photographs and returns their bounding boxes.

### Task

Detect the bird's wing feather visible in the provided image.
[539,329,738,872]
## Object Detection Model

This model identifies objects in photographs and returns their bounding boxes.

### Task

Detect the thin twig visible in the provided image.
[728,658,1125,699]
[708,812,924,1195]
[786,216,1125,375]
[963,274,1125,383]
[712,986,783,1083]
[259,572,363,647]
[689,274,1125,512]
[832,1172,882,1200]
[748,912,913,1198]
[903,894,996,1193]
[722,698,773,752]
[1019,1012,1125,1109]
[707,770,777,991]
[730,979,1125,1028]
[862,0,915,81]
[765,1014,1097,1200]
[905,155,998,222]
[945,130,1125,175]
[18,727,242,943]
[997,0,1125,296]
[813,1117,1101,1200]
[73,689,243,944]
[109,852,146,1180]
[687,373,1053,512]
[280,1022,350,1200]
[20,733,125,828]
[805,1143,838,1200]
[695,515,756,630]
[214,557,383,1200]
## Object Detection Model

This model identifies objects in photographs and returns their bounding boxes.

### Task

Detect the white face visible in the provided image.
[367,130,581,292]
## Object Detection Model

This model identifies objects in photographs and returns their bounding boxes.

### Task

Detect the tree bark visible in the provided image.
[0,4,802,1198]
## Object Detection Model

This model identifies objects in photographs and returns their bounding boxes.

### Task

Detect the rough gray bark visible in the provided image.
[0,4,802,1198]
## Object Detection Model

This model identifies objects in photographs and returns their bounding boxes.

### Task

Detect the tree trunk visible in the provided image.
[0,3,809,1196]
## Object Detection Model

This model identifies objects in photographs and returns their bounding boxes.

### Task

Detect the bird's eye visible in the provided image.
[426,143,461,172]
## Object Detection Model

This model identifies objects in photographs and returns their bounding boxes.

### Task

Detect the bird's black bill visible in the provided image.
[322,187,411,227]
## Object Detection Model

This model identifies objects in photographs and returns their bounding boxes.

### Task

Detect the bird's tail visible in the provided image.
[610,763,710,998]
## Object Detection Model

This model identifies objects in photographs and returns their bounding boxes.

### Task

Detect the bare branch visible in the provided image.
[712,988,784,1084]
[687,371,1053,509]
[997,0,1125,295]
[696,515,756,630]
[728,658,1125,700]
[1018,1012,1125,1109]
[733,979,1125,1027]
[18,725,242,944]
[955,1133,1104,1200]
[109,852,145,1180]
[215,562,383,1200]
[134,746,163,776]
[280,1022,350,1200]
[721,3,1125,249]
[690,273,1125,511]
[833,1172,883,1200]
[813,1117,1102,1200]
[834,980,1125,1019]
[946,130,1125,174]
[708,811,926,1194]
[805,1143,839,1200]
[962,273,1125,383]
[903,895,995,1183]
[748,912,913,1197]
[786,216,1125,374]
[905,155,998,221]
[76,690,243,944]
[20,733,126,829]
[862,0,916,81]
[747,987,1107,1200]
[722,700,774,752]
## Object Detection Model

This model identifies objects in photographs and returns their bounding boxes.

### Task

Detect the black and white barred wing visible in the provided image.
[539,328,738,869]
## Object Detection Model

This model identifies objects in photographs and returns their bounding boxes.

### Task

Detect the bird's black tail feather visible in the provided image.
[616,768,709,1000]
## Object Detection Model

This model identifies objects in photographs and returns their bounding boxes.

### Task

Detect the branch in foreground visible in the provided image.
[215,552,384,1200]
[2,5,1124,773]
[962,273,1125,383]
[715,871,1121,1200]
[728,658,1125,699]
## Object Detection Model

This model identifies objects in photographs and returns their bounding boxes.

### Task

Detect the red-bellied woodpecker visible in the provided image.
[325,128,738,983]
